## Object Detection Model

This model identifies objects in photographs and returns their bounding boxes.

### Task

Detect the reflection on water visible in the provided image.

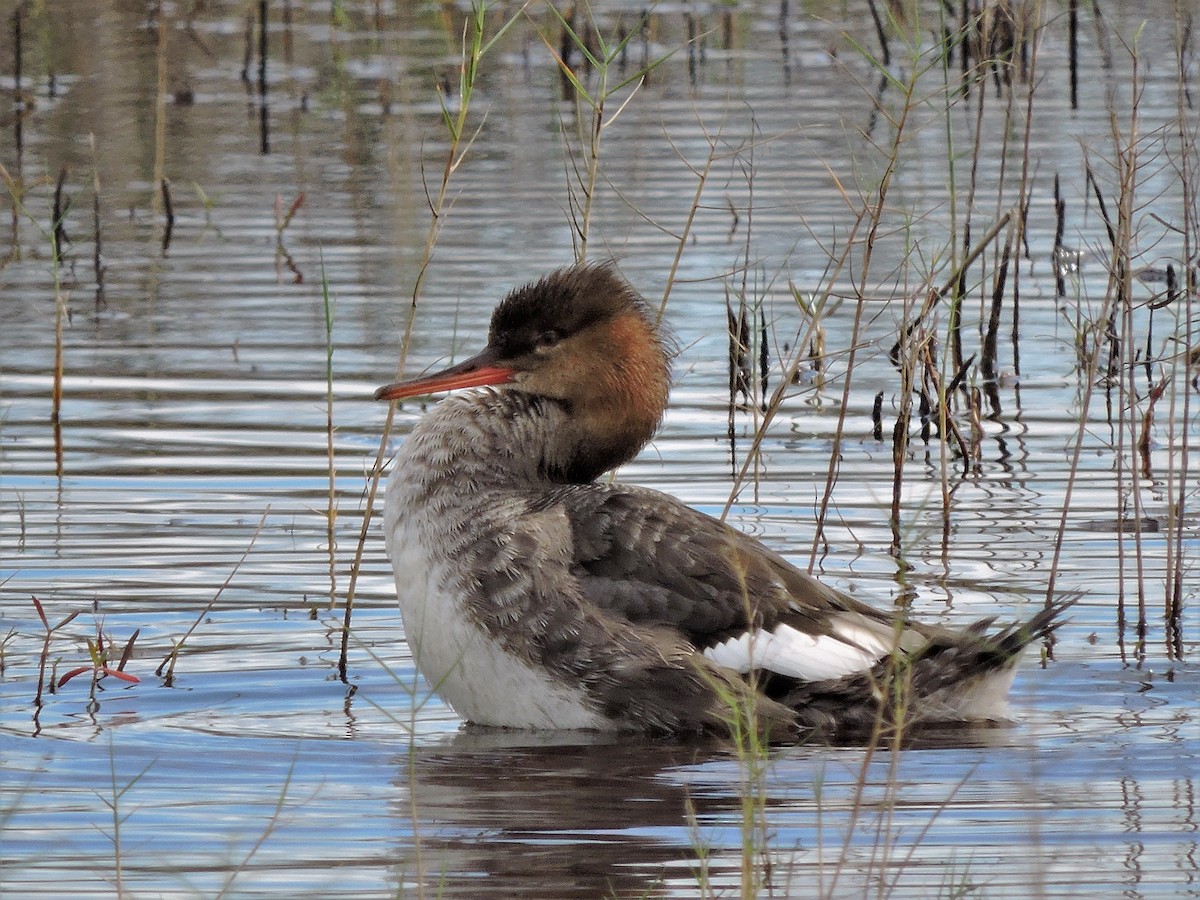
[1,1,1197,896]
[1,655,1195,897]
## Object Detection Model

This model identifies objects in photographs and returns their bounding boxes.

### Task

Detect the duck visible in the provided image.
[375,262,1066,737]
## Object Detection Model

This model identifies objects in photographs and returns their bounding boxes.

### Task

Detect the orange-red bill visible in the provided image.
[374,350,516,401]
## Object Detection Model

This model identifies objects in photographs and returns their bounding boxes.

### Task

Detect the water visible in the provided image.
[1,1,1198,896]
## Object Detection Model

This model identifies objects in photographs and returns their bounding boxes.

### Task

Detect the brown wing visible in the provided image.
[531,481,909,648]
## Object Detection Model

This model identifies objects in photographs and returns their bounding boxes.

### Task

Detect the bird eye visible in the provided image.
[535,330,561,350]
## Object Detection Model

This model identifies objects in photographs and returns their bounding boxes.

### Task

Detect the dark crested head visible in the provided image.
[486,263,653,359]
[375,262,672,483]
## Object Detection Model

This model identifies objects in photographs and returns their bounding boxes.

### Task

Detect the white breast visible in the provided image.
[383,468,609,731]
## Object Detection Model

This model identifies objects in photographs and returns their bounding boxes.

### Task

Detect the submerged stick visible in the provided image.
[866,0,891,67]
[93,161,104,309]
[160,177,174,254]
[240,9,254,83]
[51,167,68,458]
[1068,0,1078,110]
[51,166,68,263]
[258,0,270,153]
[1053,174,1067,296]
[759,309,769,412]
[12,3,21,95]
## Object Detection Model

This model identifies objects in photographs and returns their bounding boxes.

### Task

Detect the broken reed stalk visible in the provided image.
[12,2,20,95]
[258,0,268,94]
[1137,380,1168,480]
[160,177,174,254]
[758,309,768,410]
[91,135,105,309]
[258,0,269,153]
[959,0,970,83]
[728,299,751,399]
[241,9,254,83]
[11,2,23,178]
[776,2,793,85]
[683,9,697,84]
[51,166,68,263]
[1068,0,1079,110]
[1009,11,1046,381]
[152,3,168,216]
[50,167,68,475]
[888,333,917,559]
[1053,173,1067,296]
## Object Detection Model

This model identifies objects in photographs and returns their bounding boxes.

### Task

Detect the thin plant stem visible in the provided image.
[339,0,526,680]
[321,263,338,605]
[157,508,270,681]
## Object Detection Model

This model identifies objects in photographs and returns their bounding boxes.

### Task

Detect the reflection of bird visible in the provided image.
[376,263,1065,736]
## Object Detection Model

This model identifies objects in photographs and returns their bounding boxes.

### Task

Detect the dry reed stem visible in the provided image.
[338,3,515,683]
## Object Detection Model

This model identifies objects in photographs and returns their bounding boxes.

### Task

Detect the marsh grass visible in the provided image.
[1041,14,1198,660]
[350,1,1192,894]
[339,0,525,680]
[536,4,668,260]
[96,733,154,898]
[30,595,79,709]
[695,3,1148,893]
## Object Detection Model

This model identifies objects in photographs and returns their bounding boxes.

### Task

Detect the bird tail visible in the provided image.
[782,599,1072,735]
[895,598,1073,725]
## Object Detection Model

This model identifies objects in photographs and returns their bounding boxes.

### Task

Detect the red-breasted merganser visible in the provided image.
[375,263,1065,736]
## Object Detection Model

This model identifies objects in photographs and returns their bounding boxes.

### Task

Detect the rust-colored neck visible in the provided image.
[535,307,669,483]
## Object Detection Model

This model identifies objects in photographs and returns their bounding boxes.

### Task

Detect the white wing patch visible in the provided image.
[703,619,895,682]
